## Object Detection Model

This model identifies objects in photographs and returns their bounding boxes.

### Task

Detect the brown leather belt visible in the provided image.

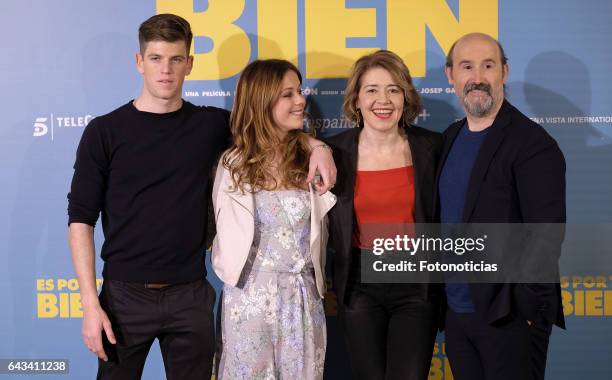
[144,283,172,289]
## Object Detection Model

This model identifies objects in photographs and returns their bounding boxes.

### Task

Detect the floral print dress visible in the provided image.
[217,189,326,380]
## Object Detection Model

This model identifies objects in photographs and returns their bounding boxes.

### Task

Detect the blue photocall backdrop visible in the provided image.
[1,0,611,378]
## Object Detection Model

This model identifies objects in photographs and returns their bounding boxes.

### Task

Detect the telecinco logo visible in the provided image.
[33,117,48,137]
[33,114,93,141]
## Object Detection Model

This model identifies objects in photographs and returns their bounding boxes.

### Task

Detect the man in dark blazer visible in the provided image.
[434,33,566,380]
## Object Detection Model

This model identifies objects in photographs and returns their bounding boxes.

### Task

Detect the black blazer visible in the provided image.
[325,125,442,305]
[433,100,566,328]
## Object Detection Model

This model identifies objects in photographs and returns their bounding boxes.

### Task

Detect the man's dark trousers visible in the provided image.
[445,309,552,380]
[96,279,216,380]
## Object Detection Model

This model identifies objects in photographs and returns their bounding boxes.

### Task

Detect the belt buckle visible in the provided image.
[144,283,171,289]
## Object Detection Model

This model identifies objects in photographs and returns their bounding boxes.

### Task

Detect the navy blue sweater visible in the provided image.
[439,122,489,312]
[68,101,230,283]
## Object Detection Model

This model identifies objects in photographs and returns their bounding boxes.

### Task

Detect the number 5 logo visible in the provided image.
[33,117,48,137]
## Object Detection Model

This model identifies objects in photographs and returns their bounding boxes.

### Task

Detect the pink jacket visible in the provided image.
[211,157,337,298]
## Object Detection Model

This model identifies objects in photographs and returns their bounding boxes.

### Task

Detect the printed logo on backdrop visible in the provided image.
[164,0,498,104]
[37,278,103,318]
[32,114,93,141]
[157,0,498,80]
[530,116,612,126]
[562,275,612,316]
[184,89,233,97]
[33,117,48,137]
[184,87,317,98]
[305,107,432,133]
[415,109,431,124]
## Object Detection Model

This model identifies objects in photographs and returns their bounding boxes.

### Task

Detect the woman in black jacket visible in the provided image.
[325,50,442,380]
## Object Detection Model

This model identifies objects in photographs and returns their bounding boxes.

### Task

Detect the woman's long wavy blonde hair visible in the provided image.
[223,59,312,193]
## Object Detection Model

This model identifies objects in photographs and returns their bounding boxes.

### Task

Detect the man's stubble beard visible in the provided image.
[462,82,498,118]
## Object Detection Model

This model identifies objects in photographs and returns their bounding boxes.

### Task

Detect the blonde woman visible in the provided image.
[326,50,442,379]
[212,59,336,379]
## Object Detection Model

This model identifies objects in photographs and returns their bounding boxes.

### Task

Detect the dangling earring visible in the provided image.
[356,109,362,127]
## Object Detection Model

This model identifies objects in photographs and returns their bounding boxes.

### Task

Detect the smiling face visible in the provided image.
[136,40,193,104]
[271,70,305,138]
[445,34,508,119]
[356,66,405,132]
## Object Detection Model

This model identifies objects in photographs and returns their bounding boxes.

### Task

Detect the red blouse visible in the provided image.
[352,166,415,249]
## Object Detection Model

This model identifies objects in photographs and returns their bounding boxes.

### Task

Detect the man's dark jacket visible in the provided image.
[433,100,566,328]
